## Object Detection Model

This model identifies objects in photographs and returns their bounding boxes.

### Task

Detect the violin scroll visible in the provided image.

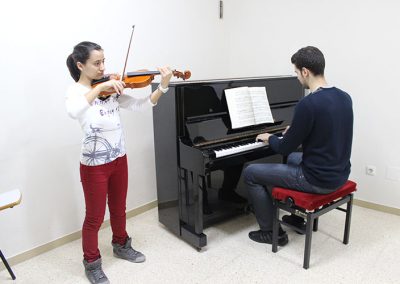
[172,70,191,80]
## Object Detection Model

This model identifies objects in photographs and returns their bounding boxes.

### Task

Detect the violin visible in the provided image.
[93,25,191,98]
[92,69,191,97]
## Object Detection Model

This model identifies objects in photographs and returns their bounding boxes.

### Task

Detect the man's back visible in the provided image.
[269,86,353,189]
[298,87,353,188]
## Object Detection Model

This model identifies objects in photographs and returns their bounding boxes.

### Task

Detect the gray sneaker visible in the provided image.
[112,237,146,263]
[83,258,110,284]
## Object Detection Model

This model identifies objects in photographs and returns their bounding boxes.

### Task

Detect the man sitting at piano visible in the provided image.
[243,46,353,246]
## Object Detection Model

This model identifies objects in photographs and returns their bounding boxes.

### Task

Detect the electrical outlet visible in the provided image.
[366,165,377,176]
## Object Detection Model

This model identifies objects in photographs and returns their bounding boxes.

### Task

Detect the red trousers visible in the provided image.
[80,155,129,262]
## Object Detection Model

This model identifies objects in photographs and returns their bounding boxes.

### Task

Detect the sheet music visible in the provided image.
[225,86,274,129]
[248,87,274,124]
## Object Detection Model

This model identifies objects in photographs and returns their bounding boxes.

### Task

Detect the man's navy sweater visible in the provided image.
[269,87,353,189]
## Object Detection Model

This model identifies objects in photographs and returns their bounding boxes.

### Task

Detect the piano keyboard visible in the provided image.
[214,141,267,158]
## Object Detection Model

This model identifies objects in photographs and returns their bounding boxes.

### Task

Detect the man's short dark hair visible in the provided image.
[291,46,325,76]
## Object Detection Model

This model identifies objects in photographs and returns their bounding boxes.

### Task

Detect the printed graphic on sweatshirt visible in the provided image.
[82,124,122,166]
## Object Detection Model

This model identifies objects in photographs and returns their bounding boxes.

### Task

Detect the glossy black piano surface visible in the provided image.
[152,76,304,249]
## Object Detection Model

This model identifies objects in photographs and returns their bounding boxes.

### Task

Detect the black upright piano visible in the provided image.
[152,76,304,249]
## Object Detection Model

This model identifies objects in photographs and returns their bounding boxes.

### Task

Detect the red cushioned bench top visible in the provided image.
[272,180,357,210]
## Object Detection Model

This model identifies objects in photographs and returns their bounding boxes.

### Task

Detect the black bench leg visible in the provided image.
[303,214,314,269]
[272,202,280,253]
[343,194,353,244]
[313,217,319,232]
[0,249,16,280]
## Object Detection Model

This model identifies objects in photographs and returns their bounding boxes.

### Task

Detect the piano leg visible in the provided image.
[194,173,204,234]
[207,174,212,188]
[201,176,213,215]
[179,169,207,249]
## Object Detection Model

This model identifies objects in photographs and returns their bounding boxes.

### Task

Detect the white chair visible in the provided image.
[0,189,22,280]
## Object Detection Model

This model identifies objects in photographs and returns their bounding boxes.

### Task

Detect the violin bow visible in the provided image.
[120,25,135,81]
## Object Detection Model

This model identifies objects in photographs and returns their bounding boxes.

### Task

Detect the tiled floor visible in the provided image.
[1,205,399,283]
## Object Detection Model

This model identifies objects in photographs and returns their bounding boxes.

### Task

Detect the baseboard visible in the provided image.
[1,200,158,271]
[354,199,400,216]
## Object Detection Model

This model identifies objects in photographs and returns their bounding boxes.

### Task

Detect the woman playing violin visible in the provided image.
[66,41,172,284]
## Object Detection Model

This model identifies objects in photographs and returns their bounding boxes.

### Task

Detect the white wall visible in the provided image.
[224,0,400,208]
[1,0,399,260]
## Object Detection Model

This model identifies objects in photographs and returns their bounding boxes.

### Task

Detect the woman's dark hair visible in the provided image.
[291,46,325,76]
[66,41,102,82]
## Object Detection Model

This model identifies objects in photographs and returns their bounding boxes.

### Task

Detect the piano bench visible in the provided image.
[271,180,357,269]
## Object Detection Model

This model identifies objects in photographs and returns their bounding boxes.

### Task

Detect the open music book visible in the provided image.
[224,86,274,129]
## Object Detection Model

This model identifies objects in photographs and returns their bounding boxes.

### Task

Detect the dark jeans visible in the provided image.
[80,155,129,262]
[244,152,336,231]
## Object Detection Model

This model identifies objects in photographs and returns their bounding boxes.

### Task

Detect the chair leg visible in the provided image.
[272,202,280,253]
[303,214,314,269]
[272,204,279,252]
[313,217,319,232]
[343,194,353,244]
[0,249,16,280]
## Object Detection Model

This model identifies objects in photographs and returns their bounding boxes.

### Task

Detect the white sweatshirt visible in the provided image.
[65,83,155,166]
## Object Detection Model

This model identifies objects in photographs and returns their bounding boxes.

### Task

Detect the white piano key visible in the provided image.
[214,141,266,158]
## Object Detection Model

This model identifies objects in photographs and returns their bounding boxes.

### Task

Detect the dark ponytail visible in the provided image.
[66,41,102,82]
